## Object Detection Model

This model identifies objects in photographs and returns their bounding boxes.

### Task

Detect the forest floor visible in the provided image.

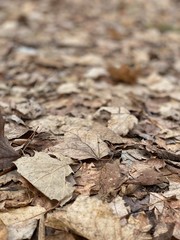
[0,0,180,239]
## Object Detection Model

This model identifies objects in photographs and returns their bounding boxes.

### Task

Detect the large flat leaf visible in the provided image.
[14,152,74,203]
[48,129,109,160]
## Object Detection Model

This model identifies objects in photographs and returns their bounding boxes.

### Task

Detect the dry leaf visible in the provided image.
[14,152,74,203]
[13,99,44,120]
[107,64,140,84]
[122,212,152,240]
[0,112,19,169]
[109,196,130,218]
[57,83,80,95]
[99,160,126,201]
[75,163,100,195]
[46,232,76,240]
[0,186,32,209]
[0,219,7,240]
[49,129,109,160]
[46,195,122,240]
[84,67,108,79]
[107,107,138,136]
[0,206,45,240]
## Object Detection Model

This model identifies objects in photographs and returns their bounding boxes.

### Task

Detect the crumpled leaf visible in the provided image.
[46,195,122,240]
[75,163,100,195]
[139,72,175,93]
[84,67,108,79]
[107,107,138,136]
[12,99,44,120]
[46,195,152,240]
[98,160,126,201]
[0,206,45,240]
[107,64,140,84]
[0,112,19,169]
[14,152,74,203]
[57,83,80,94]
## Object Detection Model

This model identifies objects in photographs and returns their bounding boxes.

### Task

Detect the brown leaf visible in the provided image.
[0,219,7,240]
[107,64,141,84]
[0,112,20,169]
[75,163,100,195]
[99,160,126,201]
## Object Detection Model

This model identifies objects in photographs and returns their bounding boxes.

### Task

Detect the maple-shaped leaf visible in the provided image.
[0,112,19,169]
[14,152,75,205]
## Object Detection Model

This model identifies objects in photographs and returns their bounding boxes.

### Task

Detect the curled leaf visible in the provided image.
[0,112,19,169]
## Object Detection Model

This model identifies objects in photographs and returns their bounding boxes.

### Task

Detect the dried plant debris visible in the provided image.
[15,152,75,204]
[0,0,180,239]
[107,64,141,84]
[0,111,19,169]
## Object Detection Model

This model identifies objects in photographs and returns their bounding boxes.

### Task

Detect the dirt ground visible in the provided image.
[0,0,180,239]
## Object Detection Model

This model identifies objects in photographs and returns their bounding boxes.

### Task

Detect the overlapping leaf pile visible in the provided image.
[0,0,180,239]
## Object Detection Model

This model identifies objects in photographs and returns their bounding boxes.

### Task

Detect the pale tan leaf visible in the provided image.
[107,107,138,136]
[0,206,45,240]
[46,195,122,240]
[122,213,152,240]
[48,129,109,160]
[57,83,80,94]
[14,152,74,202]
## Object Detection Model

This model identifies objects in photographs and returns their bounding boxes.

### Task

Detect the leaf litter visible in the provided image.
[0,0,180,239]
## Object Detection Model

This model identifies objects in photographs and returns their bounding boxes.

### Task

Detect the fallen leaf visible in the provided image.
[12,99,44,120]
[14,152,75,203]
[84,67,108,79]
[109,196,130,218]
[139,72,175,93]
[75,163,100,195]
[46,232,76,240]
[122,212,152,240]
[49,129,109,160]
[107,64,140,84]
[0,186,32,209]
[57,83,80,95]
[128,162,167,186]
[98,160,126,201]
[0,206,45,240]
[46,195,122,240]
[0,219,7,240]
[107,107,138,136]
[0,112,19,169]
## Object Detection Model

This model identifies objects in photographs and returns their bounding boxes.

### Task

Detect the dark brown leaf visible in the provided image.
[0,112,19,169]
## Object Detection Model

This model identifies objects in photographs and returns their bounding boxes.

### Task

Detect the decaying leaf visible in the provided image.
[107,64,140,84]
[46,195,152,240]
[84,67,108,79]
[14,152,75,203]
[121,212,152,240]
[0,186,32,209]
[0,206,45,240]
[0,219,7,240]
[0,112,19,169]
[107,107,138,136]
[128,161,168,186]
[46,232,76,240]
[12,99,44,120]
[46,195,122,240]
[75,162,100,195]
[49,129,109,160]
[99,160,126,201]
[0,1,179,239]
